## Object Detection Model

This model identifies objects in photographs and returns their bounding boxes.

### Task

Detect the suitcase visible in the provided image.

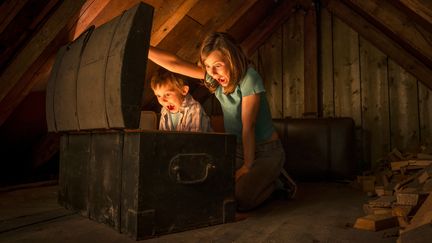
[47,2,237,239]
[273,118,357,181]
[59,130,236,239]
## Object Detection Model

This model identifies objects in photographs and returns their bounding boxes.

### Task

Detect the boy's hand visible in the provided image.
[235,164,250,181]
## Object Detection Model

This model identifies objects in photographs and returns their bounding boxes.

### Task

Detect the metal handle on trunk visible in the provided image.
[168,153,215,184]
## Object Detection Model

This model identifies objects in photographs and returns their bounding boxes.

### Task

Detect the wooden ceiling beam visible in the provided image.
[228,0,278,44]
[72,0,111,39]
[0,0,111,126]
[0,0,86,107]
[32,0,111,92]
[325,0,432,91]
[0,0,28,34]
[217,0,258,33]
[241,0,298,56]
[396,0,432,33]
[343,0,432,69]
[150,0,199,46]
[0,0,61,73]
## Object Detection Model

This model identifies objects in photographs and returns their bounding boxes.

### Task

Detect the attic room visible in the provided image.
[1,0,431,242]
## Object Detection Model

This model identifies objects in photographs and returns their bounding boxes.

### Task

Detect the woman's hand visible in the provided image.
[235,164,250,181]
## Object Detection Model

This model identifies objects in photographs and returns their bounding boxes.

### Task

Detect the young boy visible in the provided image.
[150,68,212,132]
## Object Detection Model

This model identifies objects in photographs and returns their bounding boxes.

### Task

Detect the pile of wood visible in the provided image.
[354,148,432,242]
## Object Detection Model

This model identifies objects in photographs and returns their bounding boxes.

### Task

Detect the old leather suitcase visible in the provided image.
[46,2,153,132]
[58,130,236,239]
[273,118,357,181]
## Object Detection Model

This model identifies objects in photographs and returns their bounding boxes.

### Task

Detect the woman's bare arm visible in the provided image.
[148,46,205,79]
[241,93,260,168]
[235,93,260,181]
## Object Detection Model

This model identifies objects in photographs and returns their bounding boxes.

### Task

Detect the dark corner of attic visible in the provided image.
[0,91,59,189]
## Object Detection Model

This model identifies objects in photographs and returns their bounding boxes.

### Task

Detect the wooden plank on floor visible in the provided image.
[0,208,75,233]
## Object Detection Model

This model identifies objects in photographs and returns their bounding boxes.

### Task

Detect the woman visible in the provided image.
[148,32,290,211]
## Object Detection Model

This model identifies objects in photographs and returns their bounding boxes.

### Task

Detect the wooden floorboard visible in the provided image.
[0,182,399,242]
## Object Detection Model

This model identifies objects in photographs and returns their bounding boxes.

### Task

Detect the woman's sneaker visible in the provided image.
[276,168,297,199]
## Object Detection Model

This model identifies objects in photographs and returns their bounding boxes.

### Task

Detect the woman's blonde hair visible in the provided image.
[150,68,187,91]
[199,32,249,94]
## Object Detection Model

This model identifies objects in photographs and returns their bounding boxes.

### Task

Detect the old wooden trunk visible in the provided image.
[46,2,237,240]
[46,2,153,132]
[59,130,236,239]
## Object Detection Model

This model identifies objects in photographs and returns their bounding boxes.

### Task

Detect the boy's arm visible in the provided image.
[158,110,168,131]
[148,46,205,79]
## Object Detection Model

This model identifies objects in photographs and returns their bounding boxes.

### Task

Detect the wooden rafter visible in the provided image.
[396,0,432,32]
[343,0,432,69]
[241,0,298,56]
[0,0,87,126]
[325,0,432,91]
[0,0,111,126]
[150,0,199,46]
[0,0,28,33]
[217,0,257,33]
[327,0,432,89]
[0,0,61,73]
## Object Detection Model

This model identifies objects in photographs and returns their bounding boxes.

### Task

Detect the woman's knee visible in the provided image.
[235,181,275,211]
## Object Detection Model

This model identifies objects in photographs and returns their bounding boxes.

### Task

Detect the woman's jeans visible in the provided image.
[235,139,285,211]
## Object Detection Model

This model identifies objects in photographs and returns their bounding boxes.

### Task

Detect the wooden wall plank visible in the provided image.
[282,12,304,118]
[304,4,318,114]
[419,82,432,146]
[258,27,283,118]
[321,8,334,117]
[332,17,361,125]
[389,60,420,152]
[360,38,390,168]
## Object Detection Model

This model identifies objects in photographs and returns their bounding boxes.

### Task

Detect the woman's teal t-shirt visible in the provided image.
[206,67,274,143]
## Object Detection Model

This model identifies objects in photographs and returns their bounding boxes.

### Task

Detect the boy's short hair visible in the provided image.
[150,68,187,90]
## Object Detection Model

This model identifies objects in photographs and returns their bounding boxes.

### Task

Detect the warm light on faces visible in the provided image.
[203,50,230,87]
[153,84,188,113]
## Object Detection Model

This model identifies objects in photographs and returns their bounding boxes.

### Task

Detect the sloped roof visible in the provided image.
[0,0,431,127]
